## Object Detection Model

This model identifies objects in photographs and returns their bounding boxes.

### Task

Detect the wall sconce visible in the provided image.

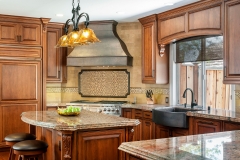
[159,44,165,57]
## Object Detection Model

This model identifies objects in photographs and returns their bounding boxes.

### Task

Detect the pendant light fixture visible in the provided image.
[56,0,100,48]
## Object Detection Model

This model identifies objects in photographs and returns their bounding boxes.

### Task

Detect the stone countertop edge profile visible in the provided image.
[119,130,240,160]
[21,110,140,131]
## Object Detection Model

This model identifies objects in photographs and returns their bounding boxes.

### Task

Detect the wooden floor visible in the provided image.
[0,151,9,160]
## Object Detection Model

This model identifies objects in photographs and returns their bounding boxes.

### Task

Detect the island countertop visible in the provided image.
[119,130,240,160]
[21,110,140,131]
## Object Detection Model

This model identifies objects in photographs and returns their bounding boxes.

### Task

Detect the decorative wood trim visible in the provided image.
[157,0,223,19]
[138,14,157,25]
[40,18,51,32]
[62,131,73,159]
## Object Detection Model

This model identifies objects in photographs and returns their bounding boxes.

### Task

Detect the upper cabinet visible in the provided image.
[46,23,67,83]
[223,0,240,83]
[0,22,41,46]
[157,0,223,45]
[139,15,169,84]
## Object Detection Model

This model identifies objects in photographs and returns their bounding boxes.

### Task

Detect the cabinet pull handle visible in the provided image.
[198,121,214,125]
[224,66,226,78]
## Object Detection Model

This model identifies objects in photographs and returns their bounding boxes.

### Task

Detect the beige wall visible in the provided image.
[46,22,169,104]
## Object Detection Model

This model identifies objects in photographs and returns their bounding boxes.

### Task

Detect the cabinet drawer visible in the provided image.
[134,109,142,118]
[143,111,152,119]
[194,118,222,134]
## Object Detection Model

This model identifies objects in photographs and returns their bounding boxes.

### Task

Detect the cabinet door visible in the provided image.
[0,22,18,44]
[133,119,142,141]
[224,0,240,83]
[142,119,154,140]
[77,129,125,160]
[155,124,170,139]
[141,21,156,84]
[0,60,41,103]
[171,128,189,137]
[122,108,132,118]
[46,26,62,82]
[18,23,41,45]
[0,103,37,143]
[223,122,240,131]
[193,118,222,134]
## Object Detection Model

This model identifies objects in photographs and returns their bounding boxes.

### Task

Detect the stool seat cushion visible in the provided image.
[13,140,48,151]
[4,133,36,142]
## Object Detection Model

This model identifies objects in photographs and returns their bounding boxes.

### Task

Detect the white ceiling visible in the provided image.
[0,0,199,23]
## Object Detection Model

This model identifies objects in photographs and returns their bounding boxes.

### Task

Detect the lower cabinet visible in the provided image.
[193,117,222,134]
[142,119,154,140]
[155,124,189,139]
[223,122,240,131]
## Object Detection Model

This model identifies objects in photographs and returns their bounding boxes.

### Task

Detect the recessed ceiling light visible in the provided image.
[116,11,125,14]
[56,14,63,17]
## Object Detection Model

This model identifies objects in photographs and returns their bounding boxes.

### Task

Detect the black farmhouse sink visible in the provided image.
[152,107,203,128]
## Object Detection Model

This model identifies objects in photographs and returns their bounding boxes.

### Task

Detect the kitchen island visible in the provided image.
[21,110,140,160]
[120,104,240,159]
[119,130,240,160]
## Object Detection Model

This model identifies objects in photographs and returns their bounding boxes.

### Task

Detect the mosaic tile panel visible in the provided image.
[78,69,130,97]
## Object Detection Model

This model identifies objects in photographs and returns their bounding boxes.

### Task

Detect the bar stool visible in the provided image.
[4,133,36,160]
[13,140,48,160]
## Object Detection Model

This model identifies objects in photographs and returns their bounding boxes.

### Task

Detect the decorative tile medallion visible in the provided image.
[78,69,130,97]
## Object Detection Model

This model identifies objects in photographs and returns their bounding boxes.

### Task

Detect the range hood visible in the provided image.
[67,20,133,67]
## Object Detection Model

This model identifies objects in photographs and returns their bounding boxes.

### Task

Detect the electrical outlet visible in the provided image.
[165,97,169,103]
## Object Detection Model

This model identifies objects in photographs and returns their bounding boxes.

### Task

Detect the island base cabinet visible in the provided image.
[43,128,128,160]
[193,118,222,134]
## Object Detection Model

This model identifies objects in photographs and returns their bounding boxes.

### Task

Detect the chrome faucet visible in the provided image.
[182,88,197,109]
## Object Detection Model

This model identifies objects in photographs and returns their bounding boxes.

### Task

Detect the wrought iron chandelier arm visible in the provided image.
[64,19,73,34]
[75,12,90,30]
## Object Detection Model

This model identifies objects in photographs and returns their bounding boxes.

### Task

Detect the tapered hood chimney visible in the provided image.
[67,20,133,67]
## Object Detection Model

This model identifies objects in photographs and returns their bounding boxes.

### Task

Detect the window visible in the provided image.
[169,43,235,110]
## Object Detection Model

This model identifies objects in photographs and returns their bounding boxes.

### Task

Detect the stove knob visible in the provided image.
[111,108,115,111]
[103,108,106,111]
[107,108,111,111]
[116,109,119,112]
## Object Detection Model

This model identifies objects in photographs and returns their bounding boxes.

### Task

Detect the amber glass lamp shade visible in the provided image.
[56,28,100,48]
[55,35,69,48]
[76,28,100,45]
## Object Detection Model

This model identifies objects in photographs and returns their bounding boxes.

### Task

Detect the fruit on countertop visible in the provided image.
[57,106,81,116]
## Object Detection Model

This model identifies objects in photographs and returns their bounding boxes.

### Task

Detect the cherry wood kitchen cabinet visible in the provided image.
[155,124,170,139]
[223,0,240,83]
[157,0,223,45]
[141,111,154,140]
[122,109,154,140]
[193,117,222,134]
[46,23,67,83]
[0,59,41,145]
[77,129,125,160]
[139,15,169,84]
[0,15,49,148]
[0,21,41,46]
[223,122,240,131]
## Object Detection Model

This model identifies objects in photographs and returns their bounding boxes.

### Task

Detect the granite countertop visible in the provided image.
[186,108,240,122]
[121,104,169,111]
[21,110,140,131]
[119,130,240,160]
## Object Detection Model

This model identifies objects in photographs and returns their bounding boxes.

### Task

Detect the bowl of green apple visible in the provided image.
[57,106,81,116]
